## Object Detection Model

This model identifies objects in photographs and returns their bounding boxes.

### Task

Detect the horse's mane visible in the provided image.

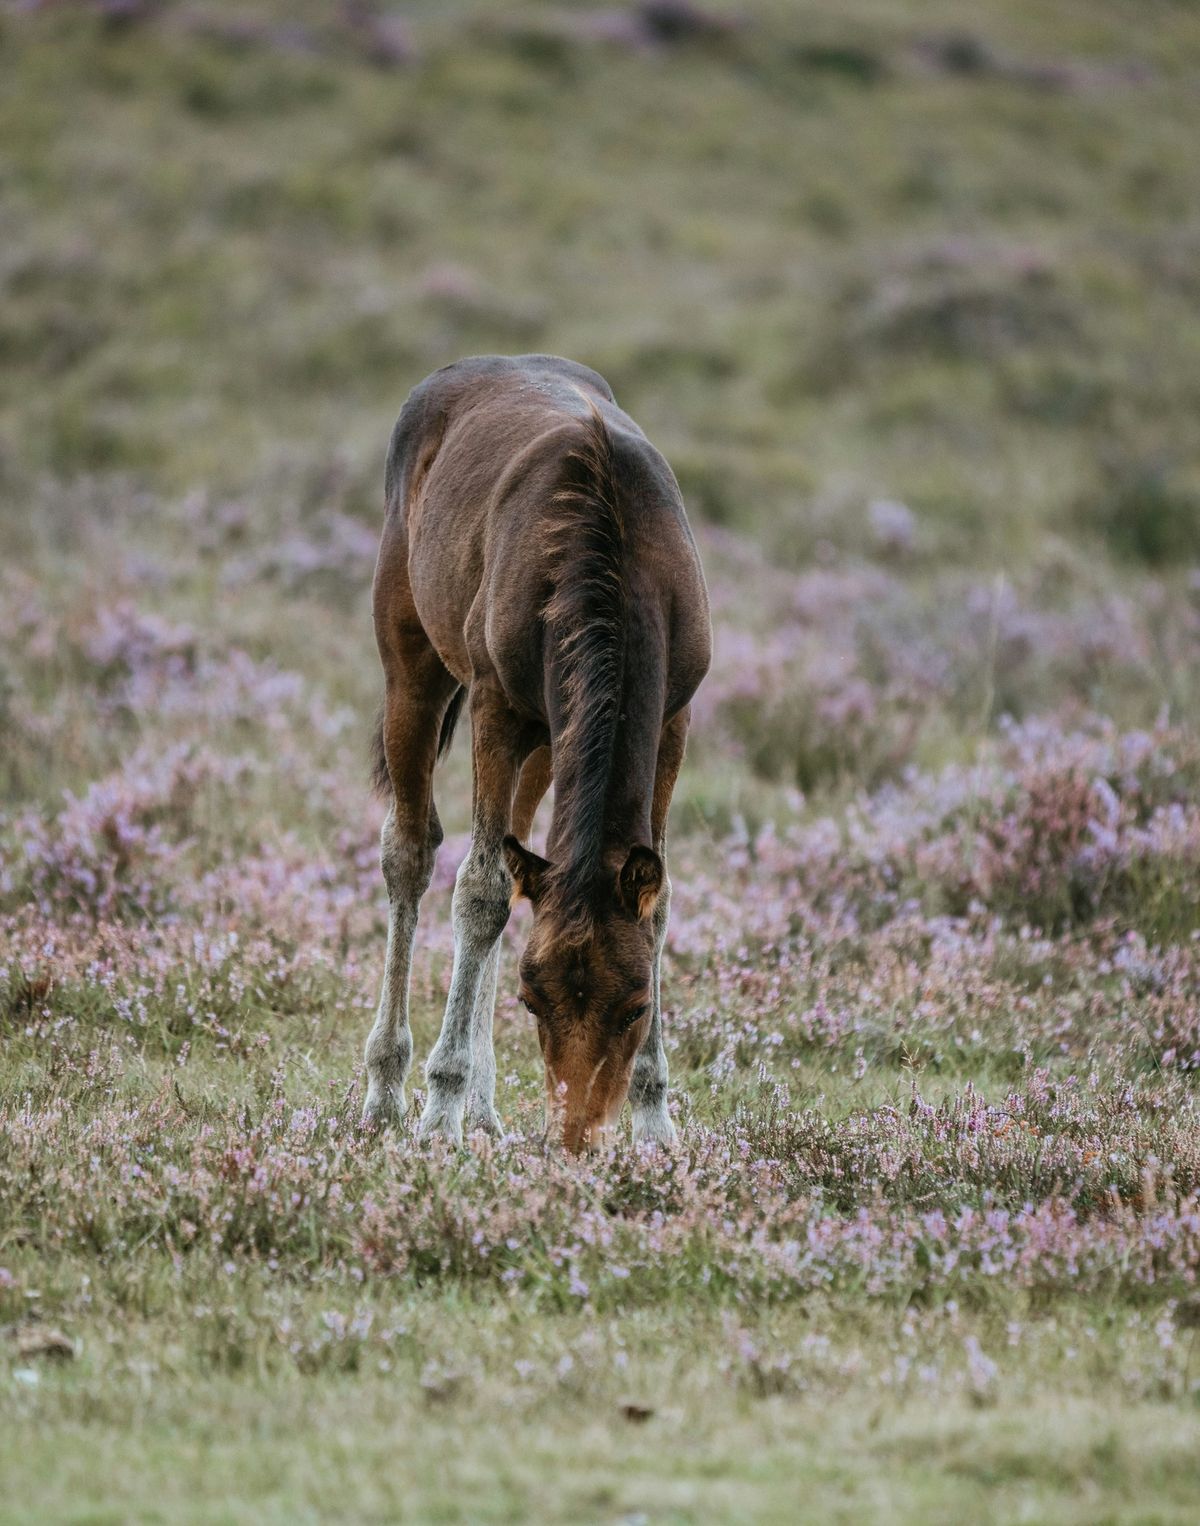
[542,401,627,925]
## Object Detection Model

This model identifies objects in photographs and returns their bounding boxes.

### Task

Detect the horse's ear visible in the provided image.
[503,835,551,905]
[616,845,664,920]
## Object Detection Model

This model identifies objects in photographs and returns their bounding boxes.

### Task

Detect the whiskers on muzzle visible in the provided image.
[543,1065,626,1153]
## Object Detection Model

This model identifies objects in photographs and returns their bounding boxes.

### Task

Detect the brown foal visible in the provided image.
[362,355,710,1150]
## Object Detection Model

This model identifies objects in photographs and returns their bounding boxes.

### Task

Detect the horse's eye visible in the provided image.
[624,1004,648,1029]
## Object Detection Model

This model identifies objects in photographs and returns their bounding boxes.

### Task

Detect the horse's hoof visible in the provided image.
[464,1101,504,1139]
[361,1085,407,1131]
[631,1110,679,1149]
[417,1094,465,1146]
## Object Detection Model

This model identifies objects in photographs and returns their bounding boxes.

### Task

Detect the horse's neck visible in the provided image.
[547,640,664,873]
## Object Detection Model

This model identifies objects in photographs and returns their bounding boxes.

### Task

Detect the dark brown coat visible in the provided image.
[363,354,710,1149]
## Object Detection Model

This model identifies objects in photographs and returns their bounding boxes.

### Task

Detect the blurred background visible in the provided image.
[3,0,1200,820]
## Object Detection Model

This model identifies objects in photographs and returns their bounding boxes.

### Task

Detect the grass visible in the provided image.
[4,0,1200,1520]
[6,1368,1200,1524]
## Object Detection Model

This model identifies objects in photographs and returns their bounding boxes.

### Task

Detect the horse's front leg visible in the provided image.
[457,747,552,1137]
[630,709,689,1146]
[419,851,510,1142]
[630,868,678,1146]
[419,683,527,1144]
[460,941,503,1136]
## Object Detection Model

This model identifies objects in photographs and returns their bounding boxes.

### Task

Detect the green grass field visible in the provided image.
[4,2,1200,1520]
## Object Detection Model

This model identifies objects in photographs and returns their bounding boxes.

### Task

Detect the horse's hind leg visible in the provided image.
[631,709,689,1147]
[362,639,458,1129]
[462,745,552,1136]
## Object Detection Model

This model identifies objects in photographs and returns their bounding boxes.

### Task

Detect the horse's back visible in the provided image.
[377,355,707,709]
[385,354,615,499]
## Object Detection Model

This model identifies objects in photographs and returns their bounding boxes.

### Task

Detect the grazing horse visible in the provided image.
[362,354,710,1151]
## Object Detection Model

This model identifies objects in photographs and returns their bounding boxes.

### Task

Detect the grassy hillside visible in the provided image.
[4,2,1200,1520]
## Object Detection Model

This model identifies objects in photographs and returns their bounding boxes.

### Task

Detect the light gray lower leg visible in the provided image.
[418,850,510,1144]
[463,941,503,1135]
[362,809,436,1127]
[631,872,677,1145]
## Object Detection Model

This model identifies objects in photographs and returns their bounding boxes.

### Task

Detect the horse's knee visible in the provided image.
[451,854,511,949]
[380,811,438,902]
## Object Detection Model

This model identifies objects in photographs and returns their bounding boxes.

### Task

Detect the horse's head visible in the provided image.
[502,835,663,1151]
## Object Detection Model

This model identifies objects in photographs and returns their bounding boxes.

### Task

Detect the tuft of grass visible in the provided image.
[1090,458,1200,567]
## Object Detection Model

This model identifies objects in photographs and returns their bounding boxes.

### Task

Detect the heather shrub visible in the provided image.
[875,724,1200,935]
[693,550,1187,795]
[743,1078,1200,1216]
[706,625,923,789]
[6,745,253,920]
[919,762,1109,927]
[6,1082,1200,1311]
